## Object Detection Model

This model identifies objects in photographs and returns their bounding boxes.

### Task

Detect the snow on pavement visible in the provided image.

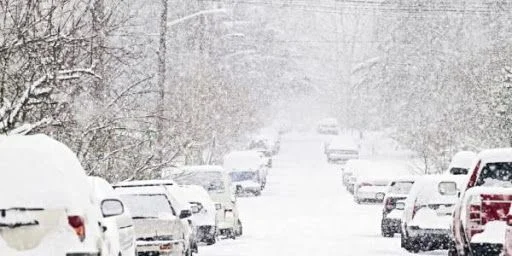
[202,132,446,256]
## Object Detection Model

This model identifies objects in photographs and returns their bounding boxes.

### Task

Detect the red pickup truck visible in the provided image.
[450,149,512,256]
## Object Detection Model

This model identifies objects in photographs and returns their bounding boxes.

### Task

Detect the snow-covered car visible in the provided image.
[113,180,196,256]
[169,166,243,239]
[0,135,107,256]
[450,149,512,256]
[445,151,477,175]
[324,136,359,164]
[342,159,370,190]
[381,176,416,237]
[114,185,192,256]
[401,175,467,253]
[89,176,136,256]
[316,117,340,135]
[249,128,281,155]
[224,151,268,192]
[353,175,390,204]
[179,185,217,245]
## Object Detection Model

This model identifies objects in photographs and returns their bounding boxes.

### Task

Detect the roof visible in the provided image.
[114,179,175,187]
[449,151,477,168]
[478,148,512,163]
[0,134,90,210]
[114,185,168,195]
[180,165,225,173]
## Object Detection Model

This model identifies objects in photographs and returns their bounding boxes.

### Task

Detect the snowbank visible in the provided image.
[471,221,507,244]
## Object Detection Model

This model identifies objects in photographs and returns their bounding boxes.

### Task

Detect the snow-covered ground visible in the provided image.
[201,132,446,256]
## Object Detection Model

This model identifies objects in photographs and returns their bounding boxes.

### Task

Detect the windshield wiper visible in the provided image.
[132,216,157,219]
[0,220,39,229]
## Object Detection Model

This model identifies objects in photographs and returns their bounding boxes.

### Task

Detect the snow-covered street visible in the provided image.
[202,133,445,256]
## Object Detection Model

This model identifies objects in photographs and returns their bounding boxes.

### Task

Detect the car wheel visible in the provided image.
[381,228,394,238]
[206,237,216,246]
[254,191,261,196]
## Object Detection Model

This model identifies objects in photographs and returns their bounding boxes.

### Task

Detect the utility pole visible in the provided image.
[156,0,168,170]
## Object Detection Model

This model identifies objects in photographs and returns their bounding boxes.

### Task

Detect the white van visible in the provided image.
[169,165,243,239]
[401,175,468,253]
[224,150,268,194]
[88,176,136,256]
[0,135,106,255]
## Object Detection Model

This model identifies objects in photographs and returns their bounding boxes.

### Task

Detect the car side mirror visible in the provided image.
[457,191,461,198]
[395,202,405,210]
[190,205,200,214]
[101,199,124,218]
[179,210,192,219]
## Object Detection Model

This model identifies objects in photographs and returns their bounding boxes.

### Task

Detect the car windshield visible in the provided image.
[230,171,258,182]
[388,181,414,194]
[120,194,174,218]
[476,162,512,187]
[173,171,225,193]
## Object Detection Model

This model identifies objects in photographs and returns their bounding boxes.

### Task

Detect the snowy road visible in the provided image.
[202,133,446,256]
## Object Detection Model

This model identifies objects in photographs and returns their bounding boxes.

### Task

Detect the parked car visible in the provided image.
[89,176,136,256]
[353,175,390,204]
[450,149,512,256]
[224,151,268,192]
[180,185,218,245]
[342,159,369,190]
[324,136,359,164]
[0,135,107,255]
[401,175,467,253]
[317,117,340,135]
[381,176,416,237]
[113,181,195,256]
[169,165,243,239]
[114,185,192,256]
[445,151,477,175]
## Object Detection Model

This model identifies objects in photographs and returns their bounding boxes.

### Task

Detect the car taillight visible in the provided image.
[160,243,173,251]
[385,198,394,210]
[466,196,483,238]
[68,216,86,242]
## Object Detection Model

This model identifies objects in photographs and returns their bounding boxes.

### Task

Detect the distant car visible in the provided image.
[450,148,512,256]
[224,151,268,191]
[170,165,243,239]
[89,176,136,256]
[0,135,107,256]
[401,175,467,253]
[317,118,340,135]
[114,185,192,256]
[342,159,370,191]
[381,176,416,237]
[445,151,477,175]
[180,185,218,245]
[353,175,390,204]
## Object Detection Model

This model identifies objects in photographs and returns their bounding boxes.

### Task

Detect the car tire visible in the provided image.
[236,220,243,237]
[381,228,394,238]
[206,237,216,246]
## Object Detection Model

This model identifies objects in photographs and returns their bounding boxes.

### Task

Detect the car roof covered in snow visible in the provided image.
[180,165,226,173]
[448,151,477,169]
[88,176,119,201]
[223,151,263,170]
[114,179,175,188]
[114,184,168,195]
[408,174,468,204]
[327,136,358,150]
[0,134,91,211]
[477,148,512,163]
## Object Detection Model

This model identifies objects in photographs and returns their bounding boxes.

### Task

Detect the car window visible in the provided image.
[230,171,258,182]
[476,162,512,187]
[388,181,414,194]
[120,194,175,218]
[449,167,468,175]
